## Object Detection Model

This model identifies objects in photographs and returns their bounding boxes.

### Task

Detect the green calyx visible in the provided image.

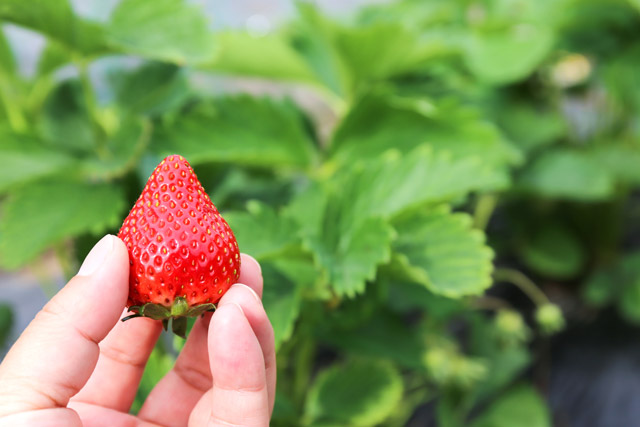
[121,296,216,338]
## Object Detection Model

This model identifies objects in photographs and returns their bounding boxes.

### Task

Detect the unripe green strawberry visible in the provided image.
[117,154,240,336]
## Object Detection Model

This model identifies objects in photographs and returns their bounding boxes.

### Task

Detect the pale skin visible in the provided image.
[0,235,275,426]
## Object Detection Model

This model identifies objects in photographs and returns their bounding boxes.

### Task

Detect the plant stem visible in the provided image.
[493,267,550,306]
[471,295,513,311]
[76,60,108,159]
[0,77,27,133]
[292,330,315,410]
[473,193,498,230]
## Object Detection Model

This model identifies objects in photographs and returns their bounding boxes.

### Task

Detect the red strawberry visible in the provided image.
[117,154,240,337]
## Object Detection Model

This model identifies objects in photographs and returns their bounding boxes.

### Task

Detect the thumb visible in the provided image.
[0,235,129,417]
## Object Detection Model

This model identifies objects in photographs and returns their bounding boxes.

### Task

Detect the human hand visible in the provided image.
[0,235,275,426]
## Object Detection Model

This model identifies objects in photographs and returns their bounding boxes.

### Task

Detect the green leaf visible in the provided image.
[332,147,505,221]
[107,0,213,64]
[291,2,348,96]
[468,314,531,402]
[284,181,328,240]
[582,252,640,323]
[36,41,72,77]
[80,119,151,181]
[305,359,403,426]
[153,96,316,169]
[385,279,465,320]
[0,0,107,55]
[392,205,494,297]
[620,277,640,323]
[592,143,640,185]
[321,310,427,369]
[39,80,94,153]
[308,217,394,297]
[520,224,586,279]
[335,21,448,86]
[300,146,500,297]
[331,93,518,188]
[261,259,314,350]
[471,384,551,427]
[0,27,15,76]
[224,201,300,261]
[465,25,554,85]
[0,180,125,269]
[115,62,190,116]
[207,31,317,82]
[474,346,531,403]
[583,268,616,307]
[517,149,615,201]
[0,304,13,348]
[0,130,75,194]
[495,103,566,152]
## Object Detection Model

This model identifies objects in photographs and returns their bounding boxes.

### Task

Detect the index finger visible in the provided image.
[0,235,129,417]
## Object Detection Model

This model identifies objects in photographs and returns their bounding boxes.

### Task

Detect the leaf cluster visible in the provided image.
[2,0,640,424]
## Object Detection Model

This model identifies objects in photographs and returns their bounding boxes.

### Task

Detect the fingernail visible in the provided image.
[78,235,114,276]
[233,283,261,303]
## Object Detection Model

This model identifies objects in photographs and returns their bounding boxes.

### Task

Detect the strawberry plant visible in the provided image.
[1,0,640,425]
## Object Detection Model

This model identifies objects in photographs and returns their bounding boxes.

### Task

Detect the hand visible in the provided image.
[0,235,275,426]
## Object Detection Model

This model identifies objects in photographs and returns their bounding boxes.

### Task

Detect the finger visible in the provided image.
[138,254,264,423]
[218,284,276,415]
[70,313,162,412]
[138,312,213,426]
[69,401,164,427]
[0,235,129,417]
[239,254,263,298]
[0,408,82,427]
[207,303,269,426]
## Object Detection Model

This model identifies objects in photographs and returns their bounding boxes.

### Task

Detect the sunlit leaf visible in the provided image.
[107,0,213,64]
[332,146,503,220]
[0,0,107,55]
[208,31,317,82]
[393,205,494,297]
[335,21,449,85]
[465,25,554,84]
[153,95,316,169]
[308,217,394,297]
[331,92,518,189]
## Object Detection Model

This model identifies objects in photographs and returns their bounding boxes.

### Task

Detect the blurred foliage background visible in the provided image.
[1,0,640,425]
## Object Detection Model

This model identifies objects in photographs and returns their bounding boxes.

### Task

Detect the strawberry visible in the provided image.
[117,154,240,337]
